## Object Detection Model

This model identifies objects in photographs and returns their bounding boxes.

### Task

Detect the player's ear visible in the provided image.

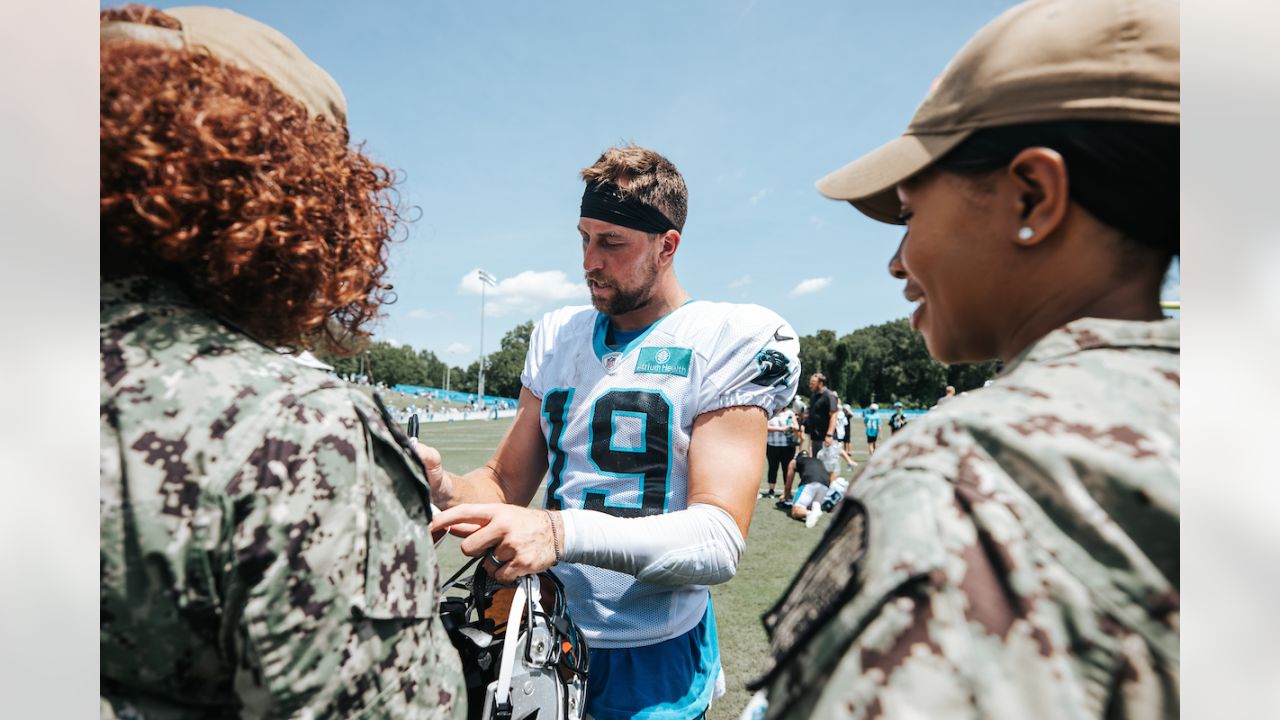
[658,229,681,262]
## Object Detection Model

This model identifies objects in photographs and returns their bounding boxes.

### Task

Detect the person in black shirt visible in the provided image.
[777,445,854,526]
[805,373,838,452]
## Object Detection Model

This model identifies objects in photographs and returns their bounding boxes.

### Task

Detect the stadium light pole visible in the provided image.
[476,269,497,401]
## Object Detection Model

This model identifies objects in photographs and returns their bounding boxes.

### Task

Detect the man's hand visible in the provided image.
[824,436,833,447]
[430,504,558,583]
[413,443,457,507]
[413,388,552,511]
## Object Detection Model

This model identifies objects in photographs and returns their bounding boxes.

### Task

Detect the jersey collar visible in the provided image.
[591,300,696,362]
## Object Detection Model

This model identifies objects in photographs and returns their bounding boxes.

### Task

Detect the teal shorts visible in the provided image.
[583,599,721,719]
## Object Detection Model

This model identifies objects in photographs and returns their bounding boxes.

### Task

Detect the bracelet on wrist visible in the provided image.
[544,509,562,563]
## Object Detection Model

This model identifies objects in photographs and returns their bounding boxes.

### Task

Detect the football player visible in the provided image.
[782,445,855,528]
[423,144,800,719]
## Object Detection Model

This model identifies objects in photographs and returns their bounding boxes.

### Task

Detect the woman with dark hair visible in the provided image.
[751,0,1179,717]
[99,6,464,717]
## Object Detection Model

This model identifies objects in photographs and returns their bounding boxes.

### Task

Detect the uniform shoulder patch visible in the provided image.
[749,499,867,690]
[750,348,791,387]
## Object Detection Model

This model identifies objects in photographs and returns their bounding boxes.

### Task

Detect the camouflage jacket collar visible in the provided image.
[102,275,193,310]
[1009,317,1180,371]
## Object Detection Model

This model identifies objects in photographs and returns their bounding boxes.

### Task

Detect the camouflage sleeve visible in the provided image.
[761,466,1175,719]
[221,388,464,719]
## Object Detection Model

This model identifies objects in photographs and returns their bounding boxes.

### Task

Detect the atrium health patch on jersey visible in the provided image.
[634,346,693,377]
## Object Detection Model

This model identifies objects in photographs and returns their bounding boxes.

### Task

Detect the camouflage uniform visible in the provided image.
[101,277,465,719]
[752,318,1179,719]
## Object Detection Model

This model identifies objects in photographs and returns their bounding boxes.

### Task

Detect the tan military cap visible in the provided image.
[101,5,347,127]
[816,0,1179,224]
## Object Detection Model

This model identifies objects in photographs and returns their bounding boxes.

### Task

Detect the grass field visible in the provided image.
[422,416,879,719]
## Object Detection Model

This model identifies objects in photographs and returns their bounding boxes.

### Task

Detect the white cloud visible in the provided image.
[750,188,770,206]
[729,274,752,288]
[445,342,471,355]
[407,308,438,320]
[458,268,588,317]
[808,215,826,230]
[791,277,832,296]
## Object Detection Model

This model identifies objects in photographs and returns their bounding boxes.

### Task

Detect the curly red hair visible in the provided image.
[101,5,403,353]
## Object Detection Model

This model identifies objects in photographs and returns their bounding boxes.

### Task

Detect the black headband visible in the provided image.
[579,181,677,234]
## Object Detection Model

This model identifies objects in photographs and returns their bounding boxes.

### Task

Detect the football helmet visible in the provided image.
[439,557,589,720]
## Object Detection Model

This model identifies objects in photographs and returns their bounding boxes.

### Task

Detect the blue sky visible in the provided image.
[111,0,1178,365]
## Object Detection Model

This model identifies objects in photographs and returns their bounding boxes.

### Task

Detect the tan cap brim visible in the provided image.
[815,130,973,224]
[102,7,347,127]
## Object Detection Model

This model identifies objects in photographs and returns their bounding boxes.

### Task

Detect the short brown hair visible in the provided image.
[100,5,403,354]
[580,144,688,232]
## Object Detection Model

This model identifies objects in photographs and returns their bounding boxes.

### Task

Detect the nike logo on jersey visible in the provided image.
[773,327,794,342]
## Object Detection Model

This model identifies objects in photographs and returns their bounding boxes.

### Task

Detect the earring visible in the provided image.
[1018,227,1034,241]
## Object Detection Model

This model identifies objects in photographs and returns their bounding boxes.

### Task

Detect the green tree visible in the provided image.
[798,329,837,380]
[454,362,480,395]
[481,321,534,399]
[873,318,946,407]
[798,318,997,409]
[326,353,361,377]
[366,341,428,386]
[839,331,873,406]
[947,360,1002,393]
[830,341,852,398]
[418,349,450,389]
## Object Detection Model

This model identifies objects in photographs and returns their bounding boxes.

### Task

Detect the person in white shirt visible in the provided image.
[763,404,800,500]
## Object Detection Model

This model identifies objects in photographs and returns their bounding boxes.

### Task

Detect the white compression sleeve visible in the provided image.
[558,503,746,586]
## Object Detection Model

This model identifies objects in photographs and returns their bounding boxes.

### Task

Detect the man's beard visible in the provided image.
[587,260,659,317]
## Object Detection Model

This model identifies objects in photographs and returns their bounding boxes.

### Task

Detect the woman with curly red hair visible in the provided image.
[100,5,465,717]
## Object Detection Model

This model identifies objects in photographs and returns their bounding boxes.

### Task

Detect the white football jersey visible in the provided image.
[817,444,843,475]
[521,301,800,648]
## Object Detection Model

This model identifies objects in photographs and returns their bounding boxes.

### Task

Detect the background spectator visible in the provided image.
[889,401,908,434]
[934,384,957,408]
[762,404,799,499]
[832,394,848,451]
[840,403,855,454]
[804,373,838,452]
[862,402,881,454]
